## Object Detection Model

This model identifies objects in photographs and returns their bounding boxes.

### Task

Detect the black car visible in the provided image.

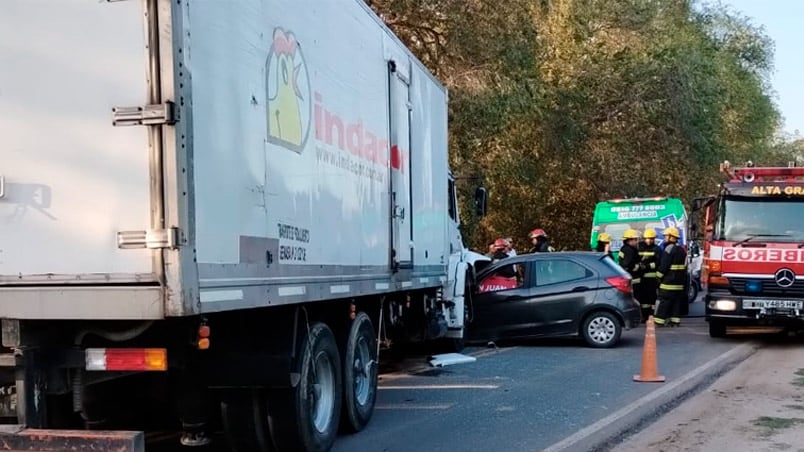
[467,252,641,348]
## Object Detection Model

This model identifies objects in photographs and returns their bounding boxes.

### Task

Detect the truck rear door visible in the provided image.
[388,59,413,269]
[0,1,157,285]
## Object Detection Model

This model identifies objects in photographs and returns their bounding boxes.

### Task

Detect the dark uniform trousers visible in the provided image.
[635,243,660,321]
[654,243,687,326]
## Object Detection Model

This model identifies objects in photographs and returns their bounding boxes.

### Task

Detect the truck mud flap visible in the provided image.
[0,425,143,452]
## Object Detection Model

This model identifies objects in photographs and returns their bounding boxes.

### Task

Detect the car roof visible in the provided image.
[480,251,610,275]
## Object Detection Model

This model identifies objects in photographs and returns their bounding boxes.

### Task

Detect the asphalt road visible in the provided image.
[150,300,761,451]
[332,301,752,452]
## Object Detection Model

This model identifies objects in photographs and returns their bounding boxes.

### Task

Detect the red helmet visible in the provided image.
[493,238,507,249]
[529,228,547,239]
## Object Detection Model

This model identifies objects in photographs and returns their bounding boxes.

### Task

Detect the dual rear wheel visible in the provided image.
[220,313,378,452]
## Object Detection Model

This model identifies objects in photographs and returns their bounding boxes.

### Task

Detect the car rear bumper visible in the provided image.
[623,306,641,330]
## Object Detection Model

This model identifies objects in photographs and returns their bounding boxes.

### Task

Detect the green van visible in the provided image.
[590,197,688,260]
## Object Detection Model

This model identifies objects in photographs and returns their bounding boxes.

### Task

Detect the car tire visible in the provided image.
[709,321,727,338]
[581,311,622,348]
[688,282,699,304]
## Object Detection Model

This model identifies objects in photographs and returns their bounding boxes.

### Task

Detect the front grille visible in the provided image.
[729,278,804,297]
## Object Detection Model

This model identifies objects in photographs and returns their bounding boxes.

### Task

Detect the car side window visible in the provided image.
[533,260,591,286]
[478,264,526,293]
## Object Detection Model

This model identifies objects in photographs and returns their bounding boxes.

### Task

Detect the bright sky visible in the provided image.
[721,0,804,136]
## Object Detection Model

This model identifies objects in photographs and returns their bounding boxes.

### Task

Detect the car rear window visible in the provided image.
[599,254,630,278]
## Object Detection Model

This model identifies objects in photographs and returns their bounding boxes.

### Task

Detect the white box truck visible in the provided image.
[0,0,488,450]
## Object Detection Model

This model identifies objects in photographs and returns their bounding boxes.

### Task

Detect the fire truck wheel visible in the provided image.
[342,312,378,433]
[709,321,727,338]
[268,322,342,452]
[220,389,274,452]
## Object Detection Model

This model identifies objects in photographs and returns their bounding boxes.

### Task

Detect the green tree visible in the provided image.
[368,0,791,251]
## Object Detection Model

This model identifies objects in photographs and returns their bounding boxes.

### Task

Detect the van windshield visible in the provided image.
[716,197,804,242]
[596,219,684,251]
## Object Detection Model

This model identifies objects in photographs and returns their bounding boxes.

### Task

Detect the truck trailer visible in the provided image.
[696,161,804,338]
[0,1,487,450]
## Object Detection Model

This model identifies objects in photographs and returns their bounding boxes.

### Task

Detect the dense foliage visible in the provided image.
[367,0,799,251]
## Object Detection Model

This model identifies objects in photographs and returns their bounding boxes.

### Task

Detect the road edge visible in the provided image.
[541,341,760,452]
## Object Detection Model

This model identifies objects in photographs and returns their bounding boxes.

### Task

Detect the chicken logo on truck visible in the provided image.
[266,28,311,151]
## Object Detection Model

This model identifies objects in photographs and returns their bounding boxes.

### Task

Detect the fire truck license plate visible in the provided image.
[743,299,804,310]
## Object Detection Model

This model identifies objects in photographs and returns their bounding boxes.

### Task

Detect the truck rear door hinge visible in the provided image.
[112,101,176,127]
[117,227,180,249]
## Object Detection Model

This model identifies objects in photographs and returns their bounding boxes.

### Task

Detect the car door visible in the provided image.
[531,258,597,336]
[469,261,540,340]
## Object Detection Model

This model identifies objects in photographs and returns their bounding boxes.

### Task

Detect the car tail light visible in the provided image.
[85,348,167,371]
[605,276,632,294]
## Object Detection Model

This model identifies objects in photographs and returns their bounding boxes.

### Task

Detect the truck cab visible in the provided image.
[697,161,804,337]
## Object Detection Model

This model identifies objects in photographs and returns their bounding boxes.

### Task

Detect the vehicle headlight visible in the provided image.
[708,299,737,311]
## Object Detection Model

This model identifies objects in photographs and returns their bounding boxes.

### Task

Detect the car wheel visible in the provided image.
[582,311,621,348]
[687,282,699,304]
[709,320,727,338]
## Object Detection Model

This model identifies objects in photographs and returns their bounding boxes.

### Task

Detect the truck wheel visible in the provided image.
[220,389,274,452]
[342,312,378,433]
[582,311,622,348]
[268,322,342,452]
[709,321,727,338]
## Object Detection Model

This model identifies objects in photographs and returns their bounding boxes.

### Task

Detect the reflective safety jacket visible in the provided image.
[638,242,662,280]
[618,243,644,283]
[657,243,687,291]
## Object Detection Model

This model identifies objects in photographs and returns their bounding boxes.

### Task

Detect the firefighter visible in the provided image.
[528,228,555,253]
[491,238,509,263]
[654,226,687,327]
[504,237,517,257]
[595,232,614,259]
[636,228,661,322]
[618,229,644,288]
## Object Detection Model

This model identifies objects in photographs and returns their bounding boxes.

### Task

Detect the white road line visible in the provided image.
[541,342,758,452]
[379,384,498,390]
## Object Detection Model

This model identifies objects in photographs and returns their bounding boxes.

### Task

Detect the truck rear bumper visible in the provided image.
[0,425,144,451]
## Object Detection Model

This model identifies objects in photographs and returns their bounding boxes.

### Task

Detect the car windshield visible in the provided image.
[716,197,804,242]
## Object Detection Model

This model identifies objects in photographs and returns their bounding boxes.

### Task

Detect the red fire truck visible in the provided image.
[695,161,804,338]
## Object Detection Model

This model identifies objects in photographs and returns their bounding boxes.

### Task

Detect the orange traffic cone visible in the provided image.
[633,315,665,383]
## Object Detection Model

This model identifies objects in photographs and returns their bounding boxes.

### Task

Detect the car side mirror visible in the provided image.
[474,186,488,217]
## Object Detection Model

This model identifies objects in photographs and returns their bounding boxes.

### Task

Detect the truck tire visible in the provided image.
[268,322,342,452]
[709,321,727,338]
[220,389,274,452]
[342,312,378,433]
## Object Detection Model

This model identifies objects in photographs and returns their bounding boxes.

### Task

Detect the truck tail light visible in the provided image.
[85,348,167,371]
[606,276,632,294]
